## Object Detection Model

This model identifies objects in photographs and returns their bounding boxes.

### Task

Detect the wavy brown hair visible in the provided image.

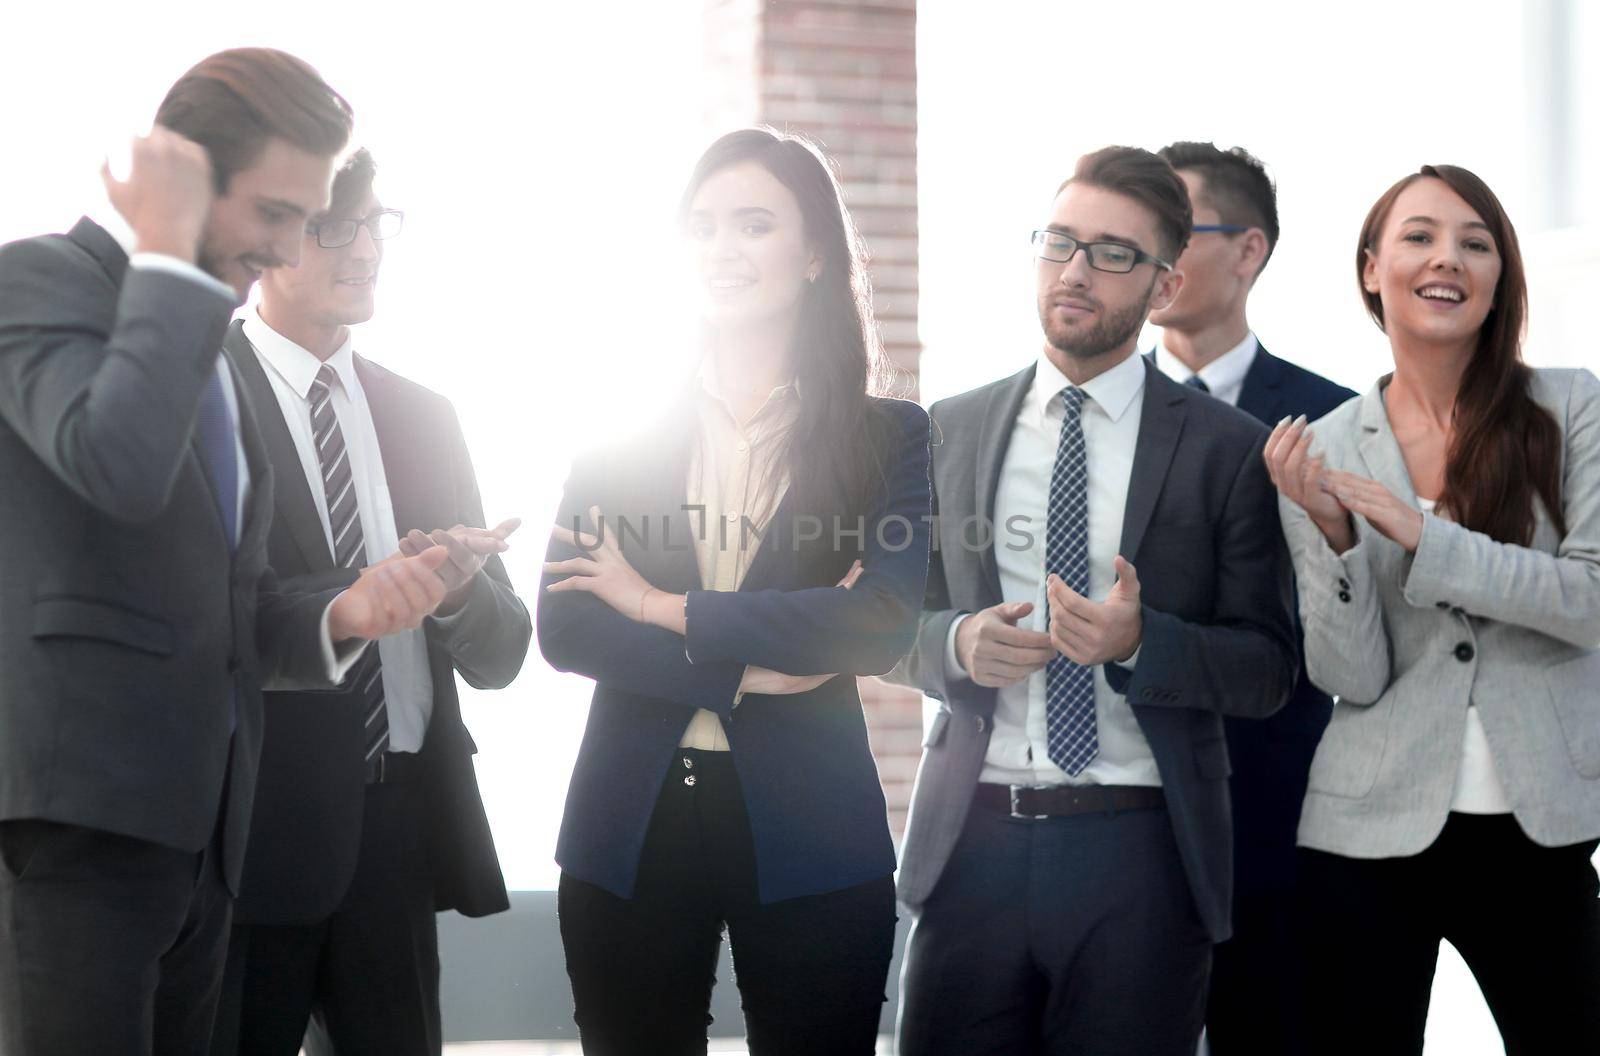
[1357,164,1564,545]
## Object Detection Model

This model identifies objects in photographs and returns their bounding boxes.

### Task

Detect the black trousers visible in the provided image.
[0,819,233,1056]
[1302,812,1600,1056]
[209,782,439,1056]
[558,749,896,1056]
[897,800,1212,1056]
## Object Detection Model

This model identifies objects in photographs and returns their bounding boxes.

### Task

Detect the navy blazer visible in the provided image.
[1224,345,1356,895]
[539,395,932,904]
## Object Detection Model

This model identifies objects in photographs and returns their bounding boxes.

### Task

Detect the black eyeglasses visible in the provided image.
[1031,230,1172,273]
[309,209,405,249]
[1192,224,1249,235]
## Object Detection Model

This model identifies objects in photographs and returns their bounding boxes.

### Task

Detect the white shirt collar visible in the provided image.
[1029,348,1146,425]
[243,311,357,401]
[1156,330,1259,396]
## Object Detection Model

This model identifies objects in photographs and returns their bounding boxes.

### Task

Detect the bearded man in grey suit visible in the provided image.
[888,146,1296,1056]
[0,49,454,1056]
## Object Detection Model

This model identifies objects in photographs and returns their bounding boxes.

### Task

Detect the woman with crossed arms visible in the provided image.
[537,128,931,1054]
[1265,164,1600,1055]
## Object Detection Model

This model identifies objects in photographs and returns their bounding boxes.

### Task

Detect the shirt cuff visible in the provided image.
[1120,644,1141,670]
[128,252,239,303]
[320,600,371,684]
[944,613,971,681]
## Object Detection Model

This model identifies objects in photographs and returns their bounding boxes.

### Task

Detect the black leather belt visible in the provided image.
[974,783,1165,819]
[365,751,424,785]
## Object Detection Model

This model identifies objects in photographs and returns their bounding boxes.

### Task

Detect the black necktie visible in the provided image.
[308,365,388,761]
[1185,374,1210,394]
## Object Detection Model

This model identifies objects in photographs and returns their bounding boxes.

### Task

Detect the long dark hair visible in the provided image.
[1357,164,1565,545]
[679,128,898,556]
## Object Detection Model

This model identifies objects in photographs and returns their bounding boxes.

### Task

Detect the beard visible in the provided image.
[1038,276,1156,360]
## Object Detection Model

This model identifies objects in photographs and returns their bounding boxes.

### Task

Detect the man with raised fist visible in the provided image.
[0,49,455,1055]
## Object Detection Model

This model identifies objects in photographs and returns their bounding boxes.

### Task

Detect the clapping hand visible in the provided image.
[399,518,521,613]
[1046,557,1143,666]
[328,546,452,643]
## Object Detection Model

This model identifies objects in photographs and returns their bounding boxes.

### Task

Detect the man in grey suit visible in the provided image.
[890,147,1296,1055]
[0,49,454,1056]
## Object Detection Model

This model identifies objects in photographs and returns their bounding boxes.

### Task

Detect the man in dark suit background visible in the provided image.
[1148,142,1357,1056]
[889,147,1296,1055]
[0,50,455,1056]
[210,149,530,1056]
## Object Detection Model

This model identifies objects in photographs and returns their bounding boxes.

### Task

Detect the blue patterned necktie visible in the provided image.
[1044,385,1098,774]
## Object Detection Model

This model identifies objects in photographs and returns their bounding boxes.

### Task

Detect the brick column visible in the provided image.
[702,0,925,840]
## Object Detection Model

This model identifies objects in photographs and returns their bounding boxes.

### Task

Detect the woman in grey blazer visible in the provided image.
[1264,164,1600,1056]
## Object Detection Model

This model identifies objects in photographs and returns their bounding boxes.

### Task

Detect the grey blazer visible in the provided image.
[888,359,1297,942]
[0,219,341,893]
[1284,367,1600,858]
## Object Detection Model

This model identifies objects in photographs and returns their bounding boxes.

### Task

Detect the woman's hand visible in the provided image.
[736,560,863,696]
[545,506,667,623]
[1321,470,1425,553]
[1263,415,1355,552]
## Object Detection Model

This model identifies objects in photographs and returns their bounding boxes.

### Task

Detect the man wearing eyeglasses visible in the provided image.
[208,149,532,1056]
[888,146,1295,1055]
[1148,142,1355,1056]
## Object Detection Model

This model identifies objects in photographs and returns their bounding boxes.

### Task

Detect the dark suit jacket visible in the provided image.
[889,358,1296,942]
[539,395,931,905]
[0,219,341,893]
[1225,344,1356,897]
[223,321,529,924]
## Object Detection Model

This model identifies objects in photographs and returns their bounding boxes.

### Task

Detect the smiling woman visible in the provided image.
[536,127,932,1051]
[1263,164,1600,1056]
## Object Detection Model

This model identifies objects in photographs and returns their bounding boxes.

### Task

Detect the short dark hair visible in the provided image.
[155,48,354,194]
[328,148,378,217]
[1059,146,1192,263]
[1158,141,1280,266]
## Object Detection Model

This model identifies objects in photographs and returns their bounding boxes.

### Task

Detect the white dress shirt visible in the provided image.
[946,350,1161,787]
[1156,331,1259,407]
[243,314,436,751]
[93,205,359,682]
[1412,498,1512,815]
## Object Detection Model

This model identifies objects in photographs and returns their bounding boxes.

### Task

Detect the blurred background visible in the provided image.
[3,0,1595,1049]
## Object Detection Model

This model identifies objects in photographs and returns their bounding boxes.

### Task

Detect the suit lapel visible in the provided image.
[231,369,277,561]
[975,364,1036,604]
[1235,342,1283,425]
[1119,360,1190,560]
[1356,381,1421,507]
[224,324,334,571]
[356,356,429,540]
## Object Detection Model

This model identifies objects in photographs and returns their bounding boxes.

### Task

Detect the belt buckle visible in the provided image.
[1009,785,1049,820]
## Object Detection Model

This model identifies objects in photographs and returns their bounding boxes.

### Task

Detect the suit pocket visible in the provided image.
[1305,695,1391,798]
[32,596,175,656]
[1547,653,1600,779]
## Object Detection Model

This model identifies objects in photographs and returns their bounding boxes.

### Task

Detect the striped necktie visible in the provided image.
[1044,385,1098,774]
[308,364,388,761]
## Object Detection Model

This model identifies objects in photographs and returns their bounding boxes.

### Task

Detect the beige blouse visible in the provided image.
[678,363,800,750]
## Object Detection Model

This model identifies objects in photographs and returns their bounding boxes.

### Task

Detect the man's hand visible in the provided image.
[329,546,451,643]
[103,127,213,264]
[954,601,1056,688]
[1046,556,1142,666]
[399,517,520,613]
